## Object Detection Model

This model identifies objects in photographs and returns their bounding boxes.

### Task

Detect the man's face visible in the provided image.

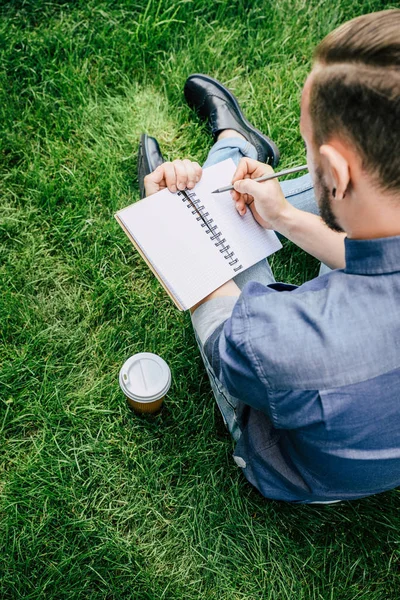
[300,73,344,233]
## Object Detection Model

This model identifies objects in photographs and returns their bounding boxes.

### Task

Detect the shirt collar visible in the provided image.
[344,235,400,275]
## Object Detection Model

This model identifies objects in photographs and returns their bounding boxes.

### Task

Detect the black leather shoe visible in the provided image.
[184,74,280,167]
[137,134,165,199]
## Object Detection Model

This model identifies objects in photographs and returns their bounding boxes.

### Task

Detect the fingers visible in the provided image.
[182,159,200,190]
[233,177,263,199]
[146,164,164,184]
[230,158,274,216]
[154,159,202,194]
[232,157,273,184]
[173,160,187,191]
[163,162,178,192]
[232,177,264,218]
[231,189,252,216]
[144,164,165,197]
[192,161,202,183]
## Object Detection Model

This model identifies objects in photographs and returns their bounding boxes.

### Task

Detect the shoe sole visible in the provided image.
[137,134,149,199]
[138,134,166,197]
[185,73,280,166]
[138,134,151,174]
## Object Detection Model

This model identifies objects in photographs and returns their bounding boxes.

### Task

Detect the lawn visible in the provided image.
[1,0,399,598]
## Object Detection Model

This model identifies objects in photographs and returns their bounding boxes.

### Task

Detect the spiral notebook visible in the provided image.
[115,158,282,311]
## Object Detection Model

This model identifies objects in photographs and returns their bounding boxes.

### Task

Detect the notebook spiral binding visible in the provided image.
[178,190,243,273]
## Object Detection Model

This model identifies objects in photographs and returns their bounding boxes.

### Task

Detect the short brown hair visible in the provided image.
[309,10,400,191]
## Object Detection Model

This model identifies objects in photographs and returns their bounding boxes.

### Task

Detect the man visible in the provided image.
[139,9,400,503]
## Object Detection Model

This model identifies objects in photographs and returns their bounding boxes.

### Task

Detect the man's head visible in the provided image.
[300,9,400,234]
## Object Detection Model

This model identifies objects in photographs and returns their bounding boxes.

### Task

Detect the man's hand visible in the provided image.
[144,159,202,197]
[231,157,292,229]
[190,279,240,314]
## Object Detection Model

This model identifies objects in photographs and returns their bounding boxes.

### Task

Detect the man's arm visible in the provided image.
[192,200,346,316]
[143,156,344,316]
[189,279,240,314]
[143,158,241,314]
[269,204,346,270]
[232,158,346,269]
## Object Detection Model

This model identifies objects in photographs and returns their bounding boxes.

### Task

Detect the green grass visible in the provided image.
[1,0,399,598]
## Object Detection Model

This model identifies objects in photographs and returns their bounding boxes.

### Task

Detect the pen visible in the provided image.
[211,164,309,194]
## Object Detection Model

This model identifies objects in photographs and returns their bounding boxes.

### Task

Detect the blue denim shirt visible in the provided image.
[204,236,400,502]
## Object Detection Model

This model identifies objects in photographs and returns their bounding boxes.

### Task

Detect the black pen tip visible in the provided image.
[211,189,219,194]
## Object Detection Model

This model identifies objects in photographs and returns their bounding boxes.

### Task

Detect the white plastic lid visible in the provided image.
[119,353,171,403]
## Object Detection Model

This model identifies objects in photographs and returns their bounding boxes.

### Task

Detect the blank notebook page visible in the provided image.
[116,159,282,310]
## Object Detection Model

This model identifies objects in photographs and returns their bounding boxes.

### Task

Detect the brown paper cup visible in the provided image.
[119,353,171,416]
[125,395,165,415]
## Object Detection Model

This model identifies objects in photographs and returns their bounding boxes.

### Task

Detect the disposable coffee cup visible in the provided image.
[119,353,171,414]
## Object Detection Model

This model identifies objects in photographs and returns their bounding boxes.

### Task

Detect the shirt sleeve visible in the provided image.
[204,282,281,423]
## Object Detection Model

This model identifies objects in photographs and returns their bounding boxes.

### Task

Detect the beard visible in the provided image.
[315,167,344,233]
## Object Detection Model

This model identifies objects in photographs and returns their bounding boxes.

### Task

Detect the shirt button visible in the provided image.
[234,456,246,468]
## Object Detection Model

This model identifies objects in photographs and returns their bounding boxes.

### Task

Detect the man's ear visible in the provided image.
[319,144,350,201]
